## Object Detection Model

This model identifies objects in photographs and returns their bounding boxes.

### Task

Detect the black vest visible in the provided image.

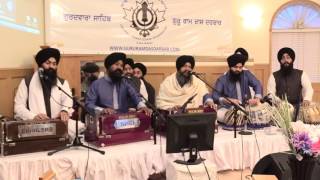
[273,69,303,105]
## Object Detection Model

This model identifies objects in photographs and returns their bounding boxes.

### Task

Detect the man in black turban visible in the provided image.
[132,63,155,106]
[267,47,313,112]
[85,52,151,116]
[234,47,249,61]
[204,51,262,123]
[157,55,214,112]
[133,63,147,78]
[81,62,100,97]
[14,47,73,123]
[175,55,195,87]
[123,58,135,77]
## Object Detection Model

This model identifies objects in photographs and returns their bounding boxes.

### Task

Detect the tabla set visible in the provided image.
[221,99,320,131]
[297,103,320,124]
[221,102,272,131]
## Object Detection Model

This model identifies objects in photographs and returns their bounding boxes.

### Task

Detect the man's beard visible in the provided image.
[109,69,123,82]
[176,70,192,87]
[280,62,293,75]
[43,68,57,87]
[229,70,241,82]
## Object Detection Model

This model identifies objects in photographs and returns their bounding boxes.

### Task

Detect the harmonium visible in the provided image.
[157,107,216,133]
[84,112,152,147]
[0,118,68,156]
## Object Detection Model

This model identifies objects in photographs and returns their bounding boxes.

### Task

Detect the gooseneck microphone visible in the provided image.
[38,67,45,79]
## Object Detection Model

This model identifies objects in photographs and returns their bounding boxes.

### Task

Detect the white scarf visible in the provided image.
[156,72,209,110]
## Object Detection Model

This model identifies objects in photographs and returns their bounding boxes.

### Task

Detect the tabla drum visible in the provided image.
[246,103,272,129]
[221,108,246,131]
[298,103,320,124]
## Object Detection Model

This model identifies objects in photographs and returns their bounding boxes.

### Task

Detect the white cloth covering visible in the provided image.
[0,128,289,180]
[156,73,209,110]
[166,160,217,180]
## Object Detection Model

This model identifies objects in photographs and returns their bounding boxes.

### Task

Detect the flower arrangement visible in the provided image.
[266,97,320,160]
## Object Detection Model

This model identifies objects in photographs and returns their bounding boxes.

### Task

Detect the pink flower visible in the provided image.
[312,139,320,153]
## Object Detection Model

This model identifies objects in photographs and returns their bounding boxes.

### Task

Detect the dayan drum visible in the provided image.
[298,103,320,124]
[84,112,152,147]
[221,108,246,131]
[0,118,68,156]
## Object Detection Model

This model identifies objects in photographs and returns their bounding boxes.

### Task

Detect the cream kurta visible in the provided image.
[156,72,209,110]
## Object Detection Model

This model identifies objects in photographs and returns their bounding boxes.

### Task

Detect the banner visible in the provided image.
[45,0,233,56]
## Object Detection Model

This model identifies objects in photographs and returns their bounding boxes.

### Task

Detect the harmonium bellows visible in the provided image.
[0,118,68,156]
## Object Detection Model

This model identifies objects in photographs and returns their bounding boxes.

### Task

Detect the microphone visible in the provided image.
[38,67,45,79]
[179,93,198,113]
[189,71,199,76]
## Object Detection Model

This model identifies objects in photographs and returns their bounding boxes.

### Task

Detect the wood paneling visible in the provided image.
[0,69,33,117]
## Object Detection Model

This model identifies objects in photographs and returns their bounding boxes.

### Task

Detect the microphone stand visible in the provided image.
[179,93,197,113]
[192,72,248,138]
[48,85,105,155]
[123,76,169,145]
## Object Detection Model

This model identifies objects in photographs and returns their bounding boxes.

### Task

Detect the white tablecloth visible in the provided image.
[0,129,289,180]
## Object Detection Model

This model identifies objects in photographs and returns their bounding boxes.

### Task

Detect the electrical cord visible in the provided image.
[247,104,261,159]
[198,152,211,180]
[83,142,90,180]
[241,134,244,180]
[182,152,194,180]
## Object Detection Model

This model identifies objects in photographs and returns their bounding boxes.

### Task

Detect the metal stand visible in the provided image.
[48,86,105,156]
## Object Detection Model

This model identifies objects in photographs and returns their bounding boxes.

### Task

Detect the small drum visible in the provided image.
[221,108,246,131]
[298,103,320,124]
[246,103,272,129]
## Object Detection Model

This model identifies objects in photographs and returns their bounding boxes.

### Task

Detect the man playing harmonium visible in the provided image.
[267,47,313,108]
[14,48,73,122]
[156,55,215,112]
[85,52,151,116]
[205,52,263,123]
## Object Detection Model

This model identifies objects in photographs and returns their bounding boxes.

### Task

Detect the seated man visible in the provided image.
[205,53,263,122]
[81,62,100,97]
[267,47,313,114]
[123,57,141,108]
[156,55,213,111]
[133,62,156,106]
[85,52,151,115]
[14,48,82,137]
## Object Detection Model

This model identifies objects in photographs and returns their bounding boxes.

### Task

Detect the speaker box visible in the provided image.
[252,152,320,180]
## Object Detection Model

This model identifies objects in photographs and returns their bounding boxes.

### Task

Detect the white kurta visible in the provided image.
[14,71,73,120]
[156,72,209,110]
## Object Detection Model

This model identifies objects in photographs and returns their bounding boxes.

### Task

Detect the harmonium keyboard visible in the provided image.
[157,107,216,133]
[0,118,68,156]
[84,112,152,147]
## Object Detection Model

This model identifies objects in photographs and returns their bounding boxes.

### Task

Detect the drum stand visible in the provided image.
[238,115,253,135]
